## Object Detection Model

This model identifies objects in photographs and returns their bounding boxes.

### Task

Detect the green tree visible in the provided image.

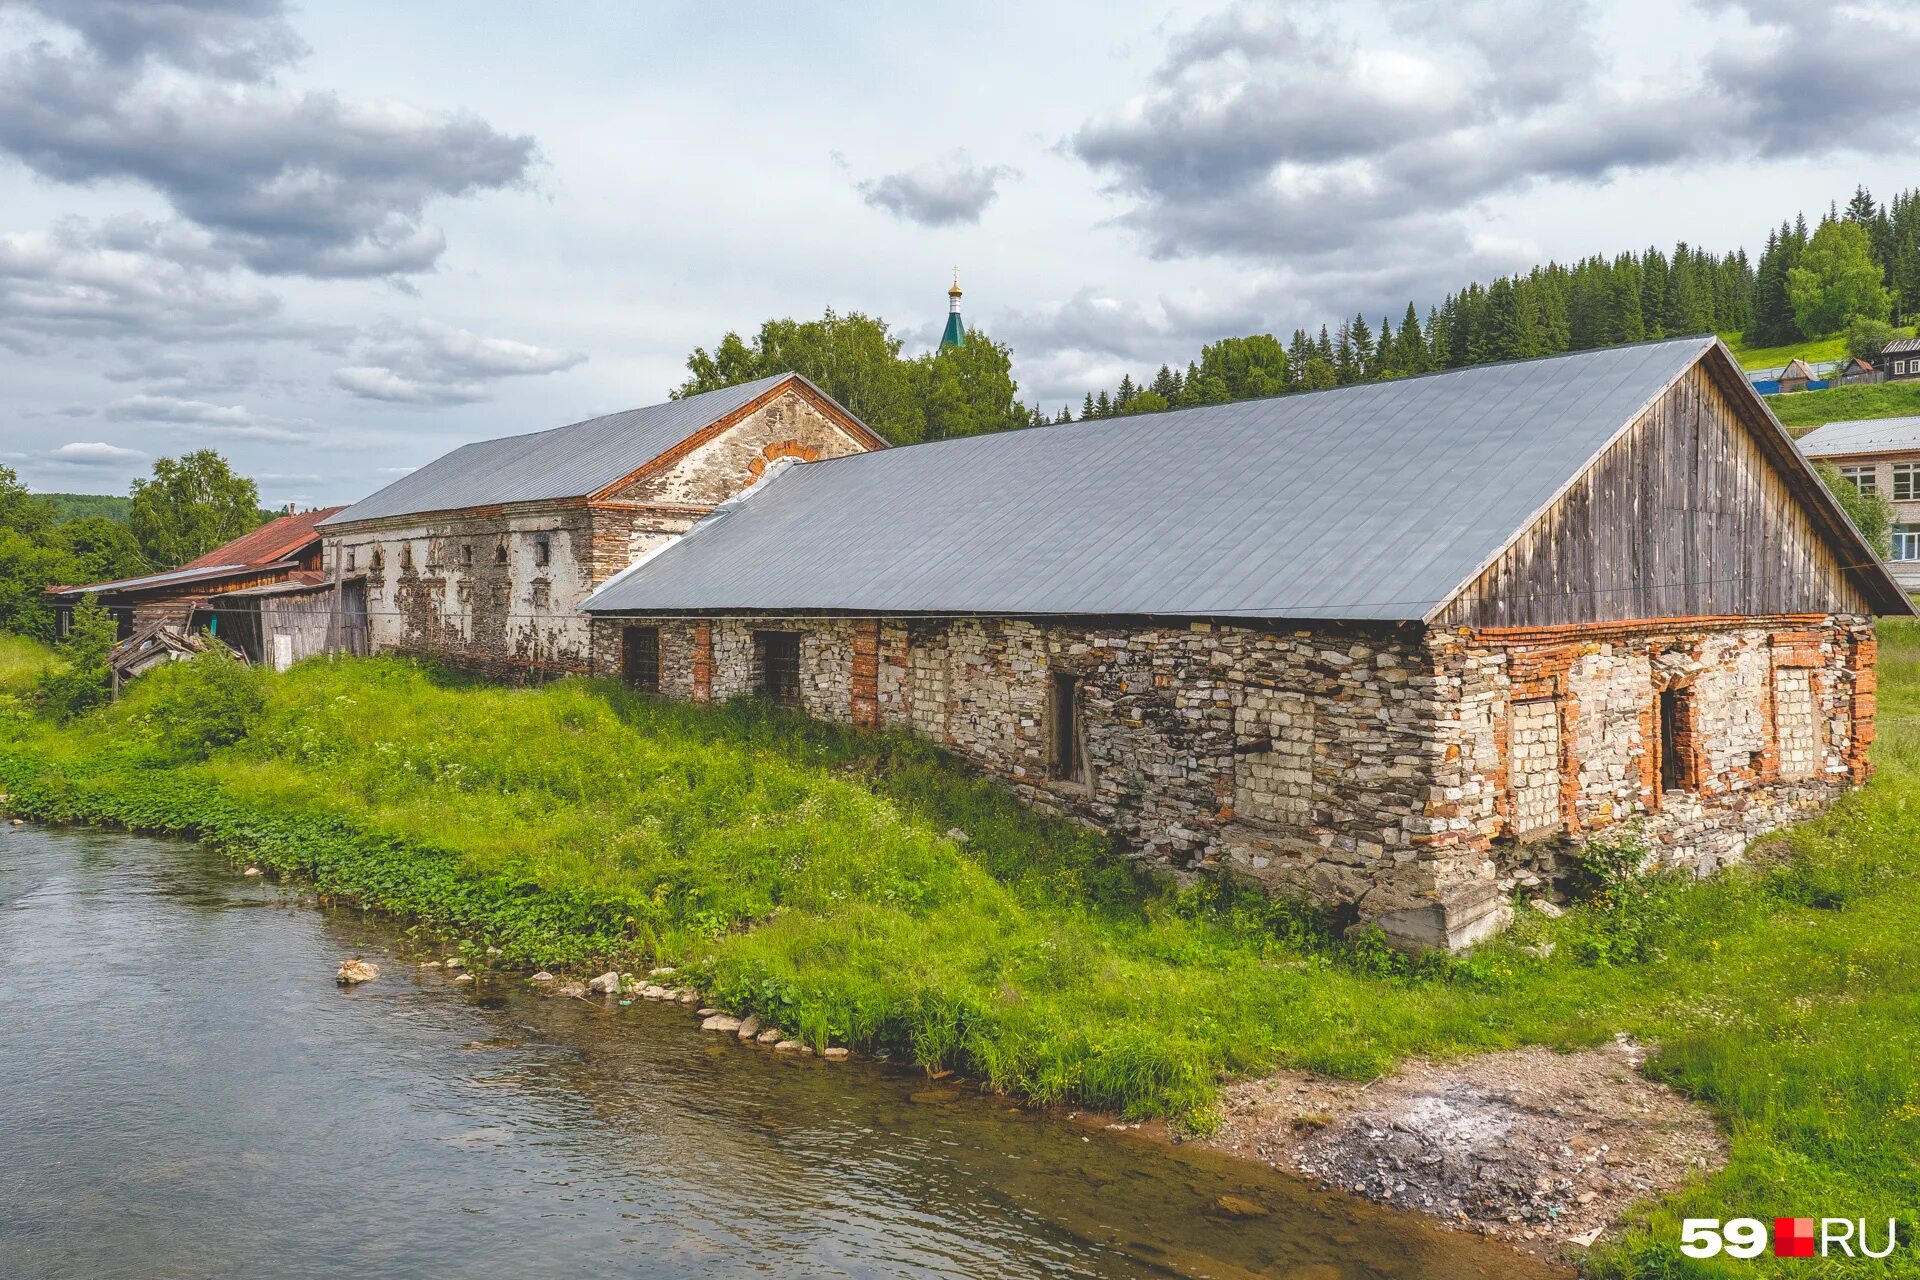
[0,465,54,536]
[48,517,148,585]
[1788,218,1892,337]
[37,592,117,720]
[1194,334,1287,400]
[1296,356,1337,391]
[677,310,926,444]
[1845,315,1901,363]
[1817,461,1894,558]
[913,330,1028,441]
[129,451,263,569]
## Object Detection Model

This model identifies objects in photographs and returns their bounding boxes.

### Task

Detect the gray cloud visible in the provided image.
[2,0,309,79]
[0,217,283,338]
[1071,0,1920,263]
[0,2,538,277]
[331,319,584,405]
[102,392,311,440]
[858,151,1014,227]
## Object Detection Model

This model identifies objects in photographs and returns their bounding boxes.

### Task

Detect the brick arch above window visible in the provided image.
[746,439,821,483]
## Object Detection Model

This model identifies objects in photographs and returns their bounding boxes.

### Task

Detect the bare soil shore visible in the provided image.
[1188,1037,1726,1258]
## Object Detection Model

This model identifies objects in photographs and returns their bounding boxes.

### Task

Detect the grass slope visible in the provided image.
[1770,381,1920,434]
[4,639,1920,1276]
[1718,331,1857,371]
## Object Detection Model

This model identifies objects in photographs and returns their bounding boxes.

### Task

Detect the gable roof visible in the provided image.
[183,505,341,569]
[49,506,341,599]
[586,338,1908,623]
[319,373,876,527]
[1798,416,1920,459]
[1881,336,1920,355]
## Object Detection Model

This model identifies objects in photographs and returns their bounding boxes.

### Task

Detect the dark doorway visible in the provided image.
[757,631,800,708]
[1658,686,1690,793]
[1049,670,1085,784]
[622,626,660,694]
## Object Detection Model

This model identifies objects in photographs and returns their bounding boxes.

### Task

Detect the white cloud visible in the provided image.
[48,440,144,464]
[102,393,311,440]
[331,320,584,405]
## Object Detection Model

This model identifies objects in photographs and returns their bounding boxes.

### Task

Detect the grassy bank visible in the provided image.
[3,637,1920,1275]
[1770,380,1920,433]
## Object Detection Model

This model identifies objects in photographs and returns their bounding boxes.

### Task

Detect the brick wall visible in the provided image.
[322,384,881,683]
[586,610,1878,950]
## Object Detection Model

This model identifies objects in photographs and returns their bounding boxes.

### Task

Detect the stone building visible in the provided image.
[582,337,1909,949]
[317,373,887,679]
[1798,415,1920,593]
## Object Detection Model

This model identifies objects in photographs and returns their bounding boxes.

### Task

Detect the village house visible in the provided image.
[315,373,888,679]
[48,505,344,641]
[1799,414,1920,592]
[1873,336,1920,382]
[580,337,1909,950]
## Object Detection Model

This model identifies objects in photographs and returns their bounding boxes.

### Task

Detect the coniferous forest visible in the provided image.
[1066,184,1920,422]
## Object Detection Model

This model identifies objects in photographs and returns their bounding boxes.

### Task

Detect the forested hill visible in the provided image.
[43,494,131,524]
[1071,184,1920,420]
[679,184,1920,441]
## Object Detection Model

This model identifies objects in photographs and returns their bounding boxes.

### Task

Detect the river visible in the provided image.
[0,825,1560,1279]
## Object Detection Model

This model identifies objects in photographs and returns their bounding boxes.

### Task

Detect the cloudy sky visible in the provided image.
[3,0,1918,509]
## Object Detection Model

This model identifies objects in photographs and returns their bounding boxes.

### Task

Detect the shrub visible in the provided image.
[35,593,114,722]
[127,648,266,762]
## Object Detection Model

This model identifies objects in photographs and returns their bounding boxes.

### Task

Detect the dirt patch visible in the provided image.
[1197,1036,1726,1255]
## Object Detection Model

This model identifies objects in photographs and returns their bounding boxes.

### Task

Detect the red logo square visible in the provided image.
[1775,1217,1816,1258]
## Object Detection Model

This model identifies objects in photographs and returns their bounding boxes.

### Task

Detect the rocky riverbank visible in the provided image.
[1191,1038,1725,1259]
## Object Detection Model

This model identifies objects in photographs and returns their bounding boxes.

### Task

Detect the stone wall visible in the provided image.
[325,505,597,681]
[1432,616,1874,920]
[321,384,881,681]
[585,611,1878,950]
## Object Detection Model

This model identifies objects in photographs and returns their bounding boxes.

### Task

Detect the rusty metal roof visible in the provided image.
[585,337,1902,622]
[319,374,804,526]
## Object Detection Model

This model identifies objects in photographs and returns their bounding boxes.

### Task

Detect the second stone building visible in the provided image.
[582,338,1908,949]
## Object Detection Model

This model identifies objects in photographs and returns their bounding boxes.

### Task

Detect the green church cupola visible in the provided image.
[939,269,965,351]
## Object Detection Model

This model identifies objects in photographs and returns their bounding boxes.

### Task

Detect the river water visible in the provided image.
[0,826,1559,1280]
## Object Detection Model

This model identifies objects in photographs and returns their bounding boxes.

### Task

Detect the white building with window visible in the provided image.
[1799,415,1920,593]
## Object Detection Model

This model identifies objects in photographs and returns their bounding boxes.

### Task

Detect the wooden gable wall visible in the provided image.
[1436,356,1879,628]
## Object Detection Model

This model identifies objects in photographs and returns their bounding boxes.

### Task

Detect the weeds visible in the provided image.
[5,627,1920,1277]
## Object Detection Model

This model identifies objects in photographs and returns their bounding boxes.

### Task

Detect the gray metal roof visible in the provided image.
[1797,416,1920,458]
[586,337,1736,623]
[319,373,800,526]
[47,562,261,597]
[1881,337,1920,355]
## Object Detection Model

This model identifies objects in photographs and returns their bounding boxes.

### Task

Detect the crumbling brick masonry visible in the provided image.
[591,611,1876,949]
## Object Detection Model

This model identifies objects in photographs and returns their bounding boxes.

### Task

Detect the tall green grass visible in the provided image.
[0,633,56,693]
[5,629,1920,1275]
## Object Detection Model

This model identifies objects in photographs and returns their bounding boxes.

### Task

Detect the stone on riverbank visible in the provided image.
[736,1017,760,1040]
[756,1028,783,1044]
[773,1040,811,1055]
[442,957,464,970]
[556,981,588,998]
[529,970,555,984]
[243,866,263,877]
[675,989,698,1005]
[701,1014,743,1033]
[822,1047,850,1062]
[588,972,620,995]
[336,958,379,985]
